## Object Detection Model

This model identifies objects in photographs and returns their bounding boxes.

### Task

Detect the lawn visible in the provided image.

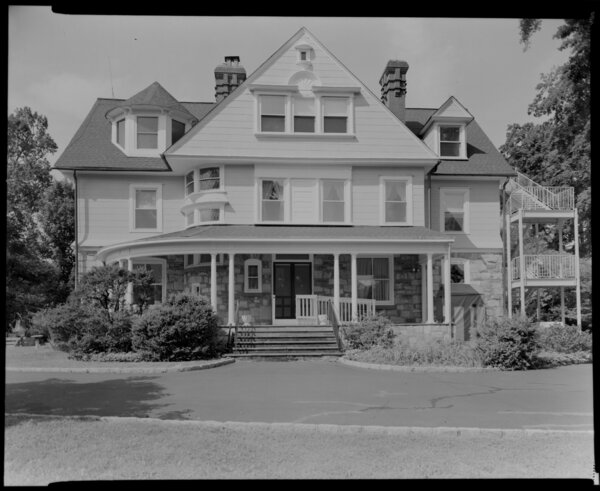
[4,415,594,483]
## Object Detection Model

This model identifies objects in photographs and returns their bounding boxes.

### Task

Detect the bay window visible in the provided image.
[185,171,194,196]
[136,116,158,149]
[198,167,220,191]
[357,256,393,304]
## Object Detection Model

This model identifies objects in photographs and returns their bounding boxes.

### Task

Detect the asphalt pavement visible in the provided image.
[5,360,594,431]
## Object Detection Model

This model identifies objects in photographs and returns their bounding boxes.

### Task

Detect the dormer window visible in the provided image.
[137,117,158,149]
[171,120,186,145]
[260,95,286,132]
[439,125,461,157]
[116,119,125,147]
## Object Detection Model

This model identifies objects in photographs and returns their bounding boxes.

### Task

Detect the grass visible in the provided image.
[5,345,226,370]
[4,415,593,483]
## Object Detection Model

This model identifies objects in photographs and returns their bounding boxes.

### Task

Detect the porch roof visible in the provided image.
[96,225,453,263]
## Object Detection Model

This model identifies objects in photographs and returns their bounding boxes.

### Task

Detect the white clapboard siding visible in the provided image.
[352,167,425,226]
[291,179,318,223]
[223,165,256,224]
[431,179,502,249]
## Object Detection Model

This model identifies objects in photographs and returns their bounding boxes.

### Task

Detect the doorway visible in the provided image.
[273,262,312,320]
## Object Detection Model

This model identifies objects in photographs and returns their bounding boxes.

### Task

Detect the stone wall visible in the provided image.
[455,252,503,320]
[391,324,452,347]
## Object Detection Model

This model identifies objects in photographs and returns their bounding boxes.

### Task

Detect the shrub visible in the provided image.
[341,314,395,350]
[70,351,147,362]
[475,316,539,370]
[132,293,221,361]
[537,323,592,353]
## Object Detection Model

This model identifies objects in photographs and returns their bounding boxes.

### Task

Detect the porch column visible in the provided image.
[518,211,526,316]
[210,253,217,313]
[228,253,236,326]
[126,258,133,306]
[559,224,565,325]
[574,209,582,330]
[351,253,358,321]
[333,253,340,315]
[426,253,434,323]
[444,247,451,324]
[506,213,512,317]
[421,259,427,323]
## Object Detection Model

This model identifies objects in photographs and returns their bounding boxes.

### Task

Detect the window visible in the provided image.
[323,97,348,133]
[439,125,461,157]
[244,259,262,293]
[384,181,407,223]
[261,180,285,221]
[198,167,220,191]
[443,258,470,284]
[322,180,345,222]
[116,119,125,147]
[185,211,195,227]
[199,208,220,223]
[260,95,286,132]
[441,188,469,233]
[132,260,165,304]
[357,257,392,304]
[293,97,315,133]
[172,120,186,145]
[185,171,195,196]
[184,254,225,268]
[137,117,158,149]
[134,189,158,230]
[300,50,307,61]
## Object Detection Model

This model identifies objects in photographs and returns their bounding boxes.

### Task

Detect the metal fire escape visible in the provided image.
[504,171,581,328]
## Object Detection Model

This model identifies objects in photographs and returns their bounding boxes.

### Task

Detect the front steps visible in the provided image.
[231,325,342,358]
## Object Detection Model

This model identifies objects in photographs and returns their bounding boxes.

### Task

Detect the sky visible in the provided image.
[8,8,570,168]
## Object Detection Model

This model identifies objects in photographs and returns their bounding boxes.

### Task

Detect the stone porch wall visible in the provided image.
[391,324,452,347]
[455,252,503,320]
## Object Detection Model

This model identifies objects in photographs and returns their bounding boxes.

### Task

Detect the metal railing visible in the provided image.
[511,254,576,280]
[327,299,343,350]
[508,172,575,213]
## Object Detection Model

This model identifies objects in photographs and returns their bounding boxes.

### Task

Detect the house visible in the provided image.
[53,27,582,353]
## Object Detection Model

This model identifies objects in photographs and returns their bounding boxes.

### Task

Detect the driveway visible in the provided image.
[5,360,593,430]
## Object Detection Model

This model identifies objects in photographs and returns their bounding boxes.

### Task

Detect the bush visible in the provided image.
[70,351,147,362]
[475,316,539,370]
[340,314,395,350]
[132,293,221,361]
[537,323,592,353]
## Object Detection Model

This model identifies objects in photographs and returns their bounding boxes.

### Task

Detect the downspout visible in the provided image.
[427,160,441,228]
[73,170,78,289]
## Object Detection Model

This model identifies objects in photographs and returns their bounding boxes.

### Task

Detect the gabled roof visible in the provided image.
[106,81,196,120]
[54,98,213,171]
[405,108,514,176]
[419,96,473,135]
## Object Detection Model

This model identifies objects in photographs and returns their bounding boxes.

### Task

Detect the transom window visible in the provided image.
[171,120,186,145]
[357,257,392,304]
[322,180,345,223]
[261,179,285,222]
[441,188,469,233]
[439,125,461,157]
[293,97,315,133]
[322,97,348,133]
[260,95,286,132]
[137,117,158,149]
[116,119,125,147]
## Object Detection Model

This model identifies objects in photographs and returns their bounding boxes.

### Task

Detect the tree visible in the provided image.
[501,17,592,255]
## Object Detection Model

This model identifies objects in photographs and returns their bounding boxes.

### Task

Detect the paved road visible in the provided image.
[5,360,593,430]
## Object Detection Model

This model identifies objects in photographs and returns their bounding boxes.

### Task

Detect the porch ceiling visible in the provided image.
[96,225,453,263]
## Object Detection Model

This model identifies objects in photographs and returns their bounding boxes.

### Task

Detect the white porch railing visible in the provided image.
[508,172,574,213]
[295,295,376,325]
[511,254,576,280]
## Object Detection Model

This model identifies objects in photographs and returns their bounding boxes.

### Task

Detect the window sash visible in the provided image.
[185,171,195,195]
[384,180,408,223]
[117,119,125,146]
[322,181,345,222]
[198,209,220,222]
[439,126,461,157]
[198,167,220,191]
[137,117,158,149]
[442,190,467,232]
[134,189,157,229]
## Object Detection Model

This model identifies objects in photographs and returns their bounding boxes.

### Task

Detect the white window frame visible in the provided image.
[443,257,471,284]
[184,253,225,269]
[244,258,262,293]
[440,187,470,234]
[320,179,349,224]
[258,178,287,224]
[437,123,466,159]
[132,257,167,304]
[257,94,290,133]
[170,118,187,146]
[135,116,159,150]
[183,165,225,197]
[116,118,126,148]
[292,96,316,134]
[356,255,394,306]
[129,184,163,232]
[379,176,413,226]
[320,95,352,135]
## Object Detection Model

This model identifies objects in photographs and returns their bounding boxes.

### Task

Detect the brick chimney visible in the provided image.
[214,56,247,102]
[379,60,409,122]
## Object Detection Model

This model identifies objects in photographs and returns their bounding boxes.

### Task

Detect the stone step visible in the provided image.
[234,344,341,352]
[236,338,338,345]
[230,351,342,358]
[236,326,332,333]
[236,331,336,338]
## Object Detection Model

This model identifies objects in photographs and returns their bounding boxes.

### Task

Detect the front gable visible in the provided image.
[165,27,437,165]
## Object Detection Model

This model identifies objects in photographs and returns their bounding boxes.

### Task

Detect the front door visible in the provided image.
[273,262,312,319]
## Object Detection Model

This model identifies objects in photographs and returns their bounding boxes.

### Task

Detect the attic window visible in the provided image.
[300,51,307,61]
[137,117,158,149]
[171,120,186,145]
[116,119,125,147]
[439,125,461,157]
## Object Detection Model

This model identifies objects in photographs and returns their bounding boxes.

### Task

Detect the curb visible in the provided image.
[338,357,498,373]
[6,414,591,437]
[5,357,235,374]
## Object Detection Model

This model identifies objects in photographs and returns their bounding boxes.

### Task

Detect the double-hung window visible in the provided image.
[198,167,220,191]
[439,125,461,157]
[171,120,186,145]
[137,117,158,149]
[293,97,315,133]
[244,259,262,293]
[322,97,348,133]
[116,119,125,147]
[380,177,412,225]
[260,95,286,132]
[131,185,162,231]
[261,179,285,222]
[322,180,345,223]
[440,188,469,233]
[357,257,392,304]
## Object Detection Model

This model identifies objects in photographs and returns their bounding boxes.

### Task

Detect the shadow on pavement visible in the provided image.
[5,376,190,420]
